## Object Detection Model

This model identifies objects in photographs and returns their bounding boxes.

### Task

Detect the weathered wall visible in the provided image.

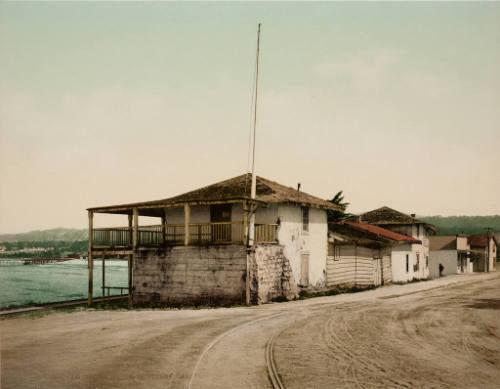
[165,205,210,224]
[429,250,458,278]
[276,205,328,290]
[391,244,414,282]
[247,244,298,304]
[133,245,247,306]
[382,224,431,280]
[326,245,387,288]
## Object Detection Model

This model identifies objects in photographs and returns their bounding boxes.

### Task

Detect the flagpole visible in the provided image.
[249,23,261,246]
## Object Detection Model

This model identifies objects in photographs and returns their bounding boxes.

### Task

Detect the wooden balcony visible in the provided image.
[92,222,278,248]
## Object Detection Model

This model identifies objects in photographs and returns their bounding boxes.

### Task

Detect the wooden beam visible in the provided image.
[161,211,166,246]
[102,254,106,297]
[88,211,94,306]
[128,254,133,307]
[87,198,269,214]
[132,208,138,249]
[184,204,190,246]
[242,200,248,246]
[128,213,133,246]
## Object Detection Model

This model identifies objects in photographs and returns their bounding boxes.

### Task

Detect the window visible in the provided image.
[406,254,409,273]
[426,255,429,268]
[416,224,420,237]
[328,243,341,260]
[302,207,309,232]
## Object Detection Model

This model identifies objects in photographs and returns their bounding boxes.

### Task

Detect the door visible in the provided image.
[301,253,310,286]
[210,204,232,242]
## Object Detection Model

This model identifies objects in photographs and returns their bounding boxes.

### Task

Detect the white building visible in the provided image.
[469,234,498,273]
[429,235,471,278]
[88,173,341,305]
[359,207,436,282]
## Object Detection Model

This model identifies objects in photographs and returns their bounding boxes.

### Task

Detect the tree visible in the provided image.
[327,191,354,223]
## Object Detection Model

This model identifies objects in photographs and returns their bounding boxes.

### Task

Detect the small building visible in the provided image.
[359,206,436,282]
[86,174,341,306]
[468,234,497,273]
[429,235,471,278]
[328,221,420,287]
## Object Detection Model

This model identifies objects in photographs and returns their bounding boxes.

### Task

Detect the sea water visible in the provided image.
[0,259,128,309]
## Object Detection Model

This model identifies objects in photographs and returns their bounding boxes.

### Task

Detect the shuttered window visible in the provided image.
[302,207,309,232]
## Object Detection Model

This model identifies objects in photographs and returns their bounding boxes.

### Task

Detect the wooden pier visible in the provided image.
[23,258,73,265]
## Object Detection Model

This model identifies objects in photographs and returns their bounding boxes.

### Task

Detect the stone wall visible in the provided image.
[133,245,247,306]
[248,244,299,304]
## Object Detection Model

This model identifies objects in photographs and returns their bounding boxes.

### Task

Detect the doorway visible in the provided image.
[210,204,232,242]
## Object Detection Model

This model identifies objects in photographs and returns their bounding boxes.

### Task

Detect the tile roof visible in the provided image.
[359,206,436,233]
[89,173,341,213]
[344,221,421,243]
[468,234,498,247]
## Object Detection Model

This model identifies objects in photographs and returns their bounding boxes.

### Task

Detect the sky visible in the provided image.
[0,1,499,233]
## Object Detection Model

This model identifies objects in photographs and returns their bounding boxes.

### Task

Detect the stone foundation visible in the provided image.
[248,244,299,304]
[133,245,247,306]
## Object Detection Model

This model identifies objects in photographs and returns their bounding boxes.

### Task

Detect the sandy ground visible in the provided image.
[1,272,500,389]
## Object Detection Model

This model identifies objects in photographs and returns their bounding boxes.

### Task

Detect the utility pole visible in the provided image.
[485,227,492,272]
[248,23,261,247]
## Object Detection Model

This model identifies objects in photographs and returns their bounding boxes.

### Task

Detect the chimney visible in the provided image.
[297,183,301,191]
[410,213,416,218]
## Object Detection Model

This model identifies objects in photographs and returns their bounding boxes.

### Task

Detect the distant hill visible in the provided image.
[1,216,499,242]
[0,228,88,242]
[419,215,500,236]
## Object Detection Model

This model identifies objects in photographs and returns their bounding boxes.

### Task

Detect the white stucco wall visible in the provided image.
[429,250,458,278]
[391,244,413,282]
[275,205,327,289]
[384,224,431,281]
[164,205,210,224]
[489,238,496,271]
[162,202,328,289]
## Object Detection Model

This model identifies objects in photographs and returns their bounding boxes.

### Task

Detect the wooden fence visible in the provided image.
[326,245,392,288]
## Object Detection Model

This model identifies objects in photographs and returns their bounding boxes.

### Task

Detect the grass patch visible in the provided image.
[298,285,376,300]
[393,277,430,285]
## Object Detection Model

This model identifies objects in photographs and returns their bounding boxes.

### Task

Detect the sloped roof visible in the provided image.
[359,206,436,233]
[344,221,421,243]
[88,173,341,214]
[429,235,457,251]
[328,221,420,248]
[468,234,498,247]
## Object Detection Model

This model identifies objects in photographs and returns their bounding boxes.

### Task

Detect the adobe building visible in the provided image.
[86,174,341,306]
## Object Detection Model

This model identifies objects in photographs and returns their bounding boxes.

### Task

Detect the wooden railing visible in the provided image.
[255,223,278,243]
[92,222,278,247]
[93,227,131,247]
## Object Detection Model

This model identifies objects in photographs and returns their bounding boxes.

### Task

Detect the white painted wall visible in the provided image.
[162,202,328,289]
[275,205,327,289]
[391,244,413,282]
[383,223,431,281]
[429,250,458,278]
[164,205,210,224]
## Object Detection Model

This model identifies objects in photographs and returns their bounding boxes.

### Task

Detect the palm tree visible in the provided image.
[327,191,354,222]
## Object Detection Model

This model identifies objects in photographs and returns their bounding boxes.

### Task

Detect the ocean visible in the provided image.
[0,258,128,309]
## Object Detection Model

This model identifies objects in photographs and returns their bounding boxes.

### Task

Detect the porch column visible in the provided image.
[132,208,138,249]
[128,254,133,306]
[161,210,166,246]
[184,203,190,246]
[102,254,106,298]
[242,200,248,246]
[88,211,94,306]
[128,213,133,246]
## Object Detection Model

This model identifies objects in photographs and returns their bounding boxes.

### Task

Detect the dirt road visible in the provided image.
[2,273,499,389]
